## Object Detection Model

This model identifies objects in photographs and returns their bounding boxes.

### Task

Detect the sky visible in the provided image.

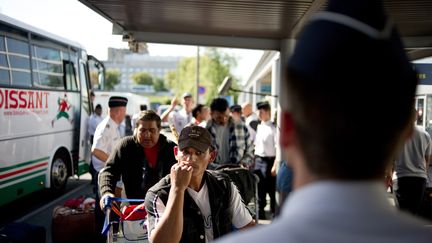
[0,0,263,83]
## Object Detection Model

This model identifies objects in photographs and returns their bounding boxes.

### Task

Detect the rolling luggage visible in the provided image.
[0,222,45,243]
[51,205,95,243]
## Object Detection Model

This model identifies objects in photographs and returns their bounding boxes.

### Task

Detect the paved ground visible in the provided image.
[17,173,94,243]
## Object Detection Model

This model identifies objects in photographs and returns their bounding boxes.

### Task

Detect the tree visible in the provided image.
[153,77,168,92]
[165,48,238,104]
[132,72,153,85]
[105,70,120,91]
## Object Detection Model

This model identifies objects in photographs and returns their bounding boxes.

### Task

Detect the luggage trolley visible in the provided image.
[215,164,260,223]
[102,197,148,243]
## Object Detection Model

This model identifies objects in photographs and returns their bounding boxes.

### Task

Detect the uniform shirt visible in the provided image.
[91,116,121,171]
[254,120,277,157]
[245,113,258,142]
[149,182,252,243]
[395,125,432,179]
[87,113,103,137]
[169,108,192,134]
[216,181,432,243]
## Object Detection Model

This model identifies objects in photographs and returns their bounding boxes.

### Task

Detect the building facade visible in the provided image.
[103,47,181,93]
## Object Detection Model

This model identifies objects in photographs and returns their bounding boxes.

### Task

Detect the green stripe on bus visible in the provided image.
[0,168,47,186]
[0,157,50,173]
[78,160,89,176]
[0,174,45,207]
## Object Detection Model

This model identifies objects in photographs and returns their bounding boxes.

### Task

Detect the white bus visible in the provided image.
[0,14,104,206]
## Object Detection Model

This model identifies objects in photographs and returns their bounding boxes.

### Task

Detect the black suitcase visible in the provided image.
[0,222,45,243]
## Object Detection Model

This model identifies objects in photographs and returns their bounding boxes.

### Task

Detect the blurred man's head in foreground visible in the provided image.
[281,0,417,181]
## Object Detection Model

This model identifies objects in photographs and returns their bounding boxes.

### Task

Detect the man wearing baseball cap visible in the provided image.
[145,125,255,243]
[217,0,432,242]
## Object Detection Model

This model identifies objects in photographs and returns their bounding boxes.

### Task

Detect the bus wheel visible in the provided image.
[51,154,69,192]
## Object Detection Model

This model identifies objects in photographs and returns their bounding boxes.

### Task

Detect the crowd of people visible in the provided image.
[86,0,432,242]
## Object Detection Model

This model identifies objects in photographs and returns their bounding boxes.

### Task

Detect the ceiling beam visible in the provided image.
[128,31,283,50]
[290,0,326,38]
[407,48,432,61]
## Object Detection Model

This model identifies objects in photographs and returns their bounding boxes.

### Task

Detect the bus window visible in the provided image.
[88,56,104,90]
[0,40,8,85]
[70,50,79,89]
[0,70,8,85]
[6,37,31,87]
[79,61,90,114]
[64,60,78,91]
[7,36,28,54]
[0,36,4,51]
[32,44,63,89]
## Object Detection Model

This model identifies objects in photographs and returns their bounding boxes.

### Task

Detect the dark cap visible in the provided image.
[287,0,416,102]
[108,96,128,108]
[182,92,192,98]
[95,104,102,110]
[257,101,270,110]
[178,125,212,153]
[230,104,242,113]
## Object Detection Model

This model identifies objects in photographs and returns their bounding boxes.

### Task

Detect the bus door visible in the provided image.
[75,54,105,176]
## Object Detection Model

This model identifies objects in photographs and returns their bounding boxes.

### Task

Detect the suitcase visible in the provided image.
[51,206,95,243]
[0,222,45,243]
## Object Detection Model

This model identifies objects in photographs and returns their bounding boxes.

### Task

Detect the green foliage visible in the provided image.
[165,47,238,104]
[153,77,168,92]
[132,72,153,85]
[105,70,120,91]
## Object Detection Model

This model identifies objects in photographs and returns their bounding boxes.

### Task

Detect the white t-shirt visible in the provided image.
[169,108,192,134]
[254,120,277,157]
[214,124,230,164]
[151,181,252,243]
[395,125,432,179]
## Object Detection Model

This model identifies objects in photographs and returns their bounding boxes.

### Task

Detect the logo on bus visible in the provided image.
[0,88,50,116]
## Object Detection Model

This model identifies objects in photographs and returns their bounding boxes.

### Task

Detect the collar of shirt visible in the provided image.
[260,120,273,126]
[282,180,392,217]
[108,117,120,131]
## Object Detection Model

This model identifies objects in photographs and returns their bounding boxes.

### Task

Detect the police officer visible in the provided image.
[91,95,127,242]
[254,101,278,219]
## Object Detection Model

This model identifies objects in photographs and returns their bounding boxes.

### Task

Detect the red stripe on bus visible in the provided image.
[0,162,48,180]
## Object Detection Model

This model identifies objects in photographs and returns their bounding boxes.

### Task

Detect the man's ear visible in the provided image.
[209,149,217,163]
[280,111,296,148]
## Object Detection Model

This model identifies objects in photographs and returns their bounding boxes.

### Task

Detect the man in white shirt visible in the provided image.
[241,102,258,142]
[145,126,255,243]
[216,0,432,242]
[88,104,103,145]
[392,120,432,215]
[91,96,127,242]
[253,101,278,219]
[161,92,194,134]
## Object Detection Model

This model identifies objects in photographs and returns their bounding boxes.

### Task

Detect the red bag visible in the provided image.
[120,203,148,241]
[121,203,147,220]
